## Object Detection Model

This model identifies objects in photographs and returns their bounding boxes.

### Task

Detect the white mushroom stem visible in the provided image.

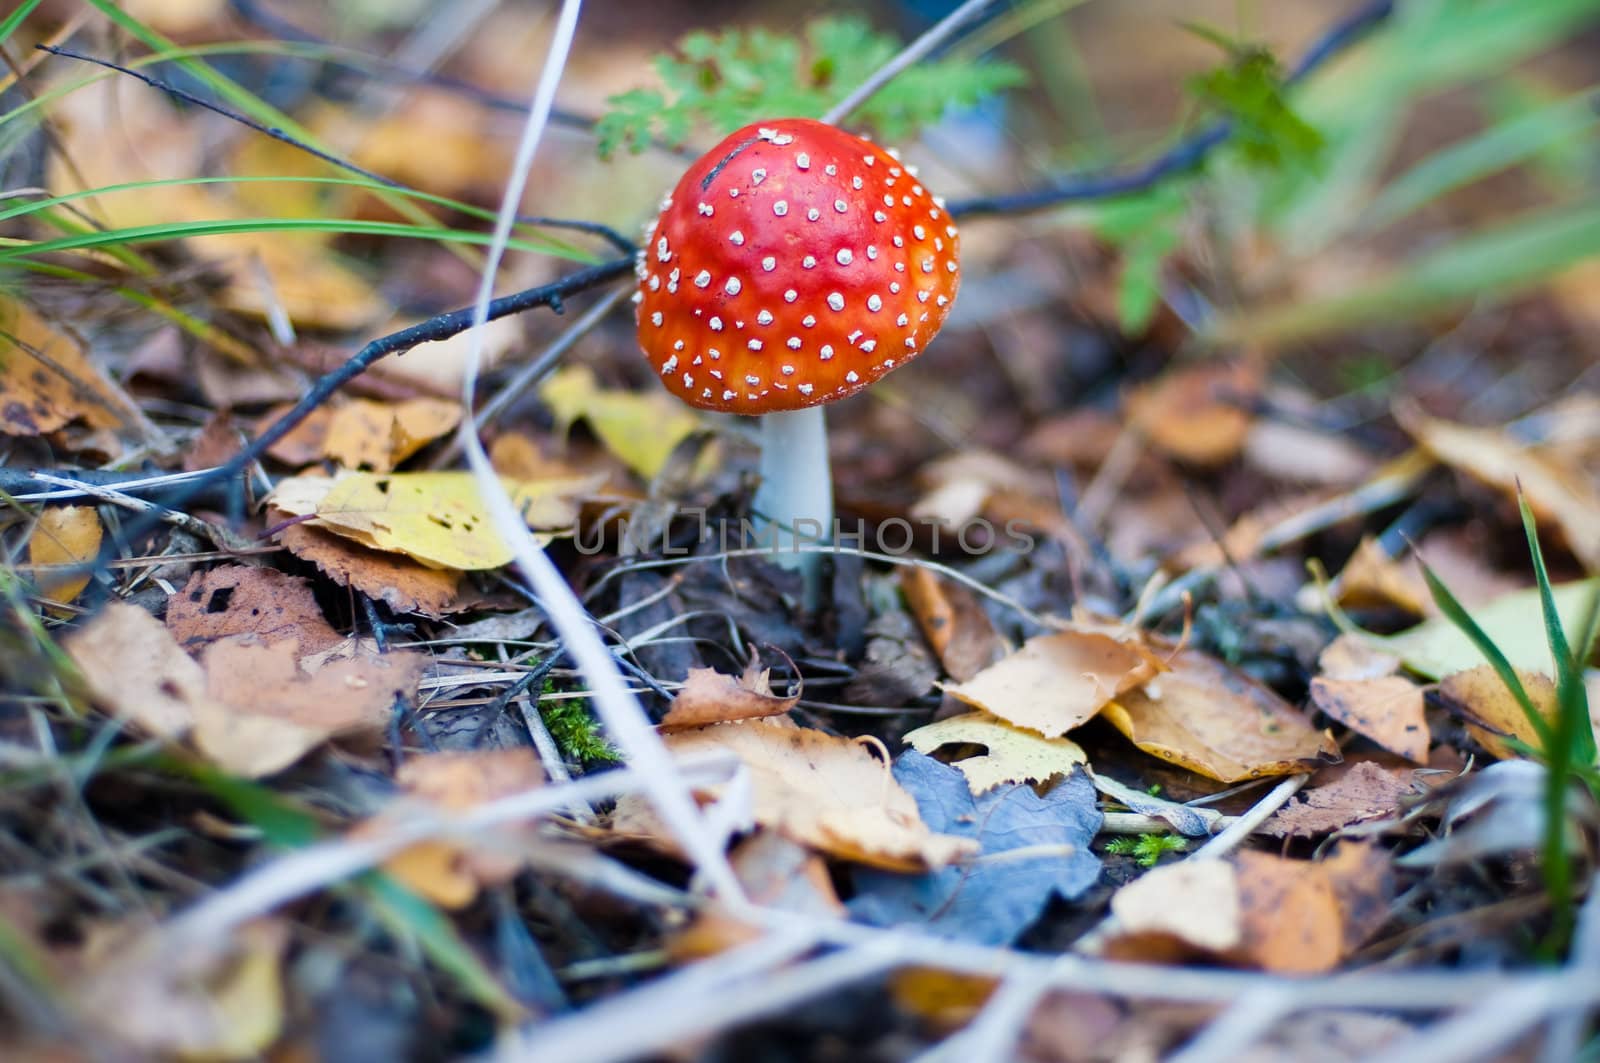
[754,406,833,609]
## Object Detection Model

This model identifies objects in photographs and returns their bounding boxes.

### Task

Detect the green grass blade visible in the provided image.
[0,0,45,46]
[1520,492,1598,764]
[1365,87,1599,230]
[1418,556,1555,750]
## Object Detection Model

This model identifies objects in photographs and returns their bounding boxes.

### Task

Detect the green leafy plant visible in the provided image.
[1182,23,1324,172]
[1104,832,1189,867]
[1419,493,1600,952]
[596,15,1025,157]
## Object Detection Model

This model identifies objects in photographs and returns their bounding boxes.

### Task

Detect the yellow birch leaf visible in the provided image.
[29,505,102,613]
[904,712,1088,794]
[542,366,702,481]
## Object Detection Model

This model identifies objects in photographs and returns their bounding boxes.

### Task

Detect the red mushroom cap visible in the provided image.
[635,118,961,414]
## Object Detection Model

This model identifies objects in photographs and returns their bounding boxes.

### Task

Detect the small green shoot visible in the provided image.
[1417,491,1599,954]
[596,16,1025,157]
[541,688,620,765]
[1181,23,1324,171]
[1104,832,1188,867]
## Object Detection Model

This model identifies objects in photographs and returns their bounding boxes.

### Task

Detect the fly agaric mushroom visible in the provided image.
[635,118,961,601]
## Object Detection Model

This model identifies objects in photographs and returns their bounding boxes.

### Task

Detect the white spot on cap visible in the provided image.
[802,314,816,327]
[799,383,814,395]
[781,364,795,376]
[874,211,888,223]
[896,313,909,326]
[807,207,821,221]
[751,168,767,185]
[913,225,926,239]
[903,196,912,206]
[729,187,740,198]
[921,258,934,273]
[834,199,847,214]
[651,311,663,326]
[867,245,878,260]
[662,355,678,374]
[917,291,930,303]
[846,371,859,383]
[889,282,900,293]
[867,294,882,311]
[787,336,802,350]
[656,236,669,261]
[674,340,685,351]
[936,295,949,307]
[684,373,694,387]
[773,200,788,216]
[648,275,660,291]
[694,270,712,288]
[745,374,761,385]
[698,202,713,216]
[946,260,957,272]
[772,133,794,145]
[709,349,721,360]
[825,164,837,175]
[803,255,817,268]
[913,184,924,195]
[883,194,894,207]
[827,292,845,311]
[852,176,863,190]
[730,230,745,245]
[757,310,773,325]
[762,256,776,272]
[723,389,735,401]
[860,340,877,353]
[748,339,763,351]
[894,262,906,272]
[863,155,875,167]
[724,277,742,295]
[836,248,853,265]
[784,289,798,303]
[820,344,835,359]
[905,337,917,348]
[893,235,904,247]
[796,152,810,169]
[848,329,862,343]
[710,316,724,330]
[631,289,643,303]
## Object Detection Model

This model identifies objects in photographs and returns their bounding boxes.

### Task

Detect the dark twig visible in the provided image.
[85,257,633,579]
[35,44,638,255]
[946,0,1394,219]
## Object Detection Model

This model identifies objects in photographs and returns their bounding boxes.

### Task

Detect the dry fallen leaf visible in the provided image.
[1334,535,1431,615]
[166,565,342,654]
[1106,860,1243,960]
[0,297,146,445]
[1317,634,1402,681]
[270,506,464,618]
[1436,664,1564,760]
[617,720,976,871]
[1264,762,1415,838]
[541,365,704,482]
[942,623,1164,738]
[321,397,463,472]
[65,602,209,740]
[1229,851,1346,974]
[672,831,844,960]
[1399,403,1600,572]
[1125,360,1262,467]
[373,748,545,909]
[659,651,800,729]
[1102,650,1339,782]
[28,506,102,613]
[903,712,1087,794]
[1377,577,1600,680]
[1309,676,1429,764]
[269,470,600,570]
[899,567,1007,682]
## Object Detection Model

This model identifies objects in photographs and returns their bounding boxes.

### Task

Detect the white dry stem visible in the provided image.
[450,0,744,901]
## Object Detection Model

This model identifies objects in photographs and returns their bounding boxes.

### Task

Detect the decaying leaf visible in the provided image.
[270,506,464,617]
[1264,762,1415,838]
[373,748,545,908]
[542,365,704,481]
[619,720,976,871]
[1375,578,1600,680]
[943,623,1164,738]
[0,298,145,444]
[1399,404,1600,572]
[77,919,288,1060]
[899,566,1007,682]
[1125,360,1262,467]
[321,397,463,472]
[1334,535,1431,615]
[28,506,102,612]
[1101,650,1339,782]
[166,566,341,653]
[659,650,800,729]
[1309,676,1429,764]
[850,752,1102,945]
[903,712,1087,794]
[268,470,600,570]
[65,601,209,740]
[1107,860,1243,959]
[1436,664,1563,760]
[1317,634,1402,681]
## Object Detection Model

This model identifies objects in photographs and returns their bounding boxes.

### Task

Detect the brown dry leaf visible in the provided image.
[122,0,226,34]
[166,566,341,654]
[28,506,102,613]
[903,712,1088,794]
[1399,404,1600,572]
[1436,664,1563,760]
[1229,851,1346,974]
[76,919,287,1061]
[1244,419,1376,486]
[1264,762,1414,838]
[942,624,1164,738]
[1317,634,1402,681]
[659,651,799,730]
[1168,491,1328,572]
[64,602,209,740]
[270,506,463,617]
[0,298,144,444]
[374,749,544,909]
[322,397,463,472]
[1309,676,1429,763]
[331,90,517,201]
[899,567,1006,682]
[255,403,334,466]
[910,450,1057,532]
[1102,650,1339,782]
[183,412,245,472]
[1322,842,1397,955]
[672,832,844,960]
[191,637,422,777]
[1334,535,1431,615]
[1105,860,1243,961]
[1125,361,1262,467]
[888,968,1000,1032]
[625,720,976,871]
